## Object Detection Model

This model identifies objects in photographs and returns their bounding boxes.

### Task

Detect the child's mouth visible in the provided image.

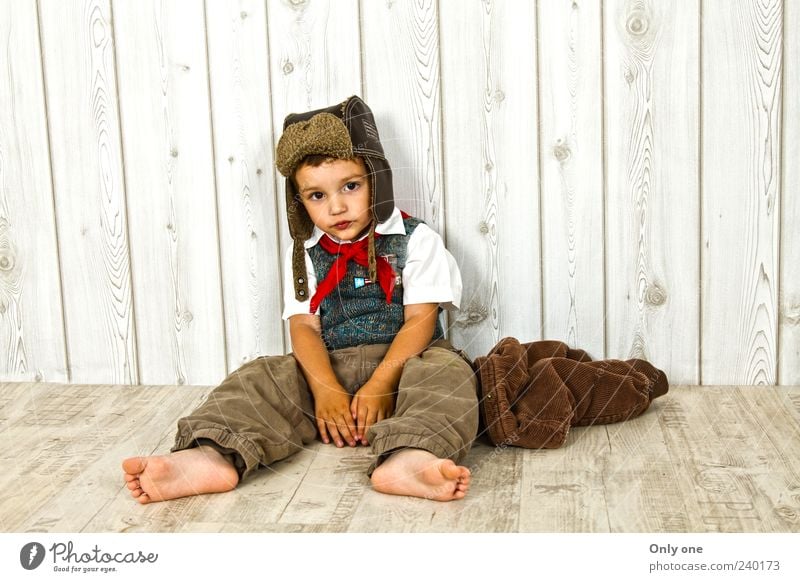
[333,221,351,230]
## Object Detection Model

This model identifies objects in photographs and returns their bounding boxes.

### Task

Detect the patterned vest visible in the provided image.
[307,216,445,351]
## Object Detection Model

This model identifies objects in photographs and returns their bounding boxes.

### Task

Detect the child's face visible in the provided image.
[294,157,372,242]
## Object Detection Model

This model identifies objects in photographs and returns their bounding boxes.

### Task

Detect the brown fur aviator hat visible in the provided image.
[276,96,394,302]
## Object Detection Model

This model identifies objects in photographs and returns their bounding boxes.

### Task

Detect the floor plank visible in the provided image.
[1,382,799,533]
[518,424,612,532]
[658,386,784,531]
[603,396,691,532]
[347,441,523,532]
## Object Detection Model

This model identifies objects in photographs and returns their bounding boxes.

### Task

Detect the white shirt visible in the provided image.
[282,207,462,319]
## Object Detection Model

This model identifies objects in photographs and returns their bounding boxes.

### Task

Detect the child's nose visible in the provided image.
[329,194,346,214]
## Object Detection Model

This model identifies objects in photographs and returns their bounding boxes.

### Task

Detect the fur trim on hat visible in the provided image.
[275,113,354,177]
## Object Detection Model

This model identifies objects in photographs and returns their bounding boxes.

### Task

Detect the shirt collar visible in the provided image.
[304,206,406,249]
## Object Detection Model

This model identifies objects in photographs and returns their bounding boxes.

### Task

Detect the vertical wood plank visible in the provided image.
[266,0,361,348]
[439,0,541,358]
[538,0,605,358]
[702,0,782,385]
[39,0,137,384]
[113,0,225,385]
[206,0,284,369]
[361,0,443,230]
[605,0,700,383]
[780,0,799,385]
[0,0,68,382]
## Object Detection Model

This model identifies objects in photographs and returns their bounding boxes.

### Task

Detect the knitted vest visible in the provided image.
[307,216,445,350]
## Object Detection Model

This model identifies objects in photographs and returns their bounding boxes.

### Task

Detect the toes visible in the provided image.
[438,460,461,480]
[439,461,470,483]
[122,457,147,475]
[130,486,152,504]
[126,480,140,491]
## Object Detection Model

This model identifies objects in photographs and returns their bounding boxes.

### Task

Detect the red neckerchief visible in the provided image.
[310,232,396,314]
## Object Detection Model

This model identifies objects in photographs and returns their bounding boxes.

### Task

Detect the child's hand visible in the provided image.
[350,382,396,445]
[314,389,357,447]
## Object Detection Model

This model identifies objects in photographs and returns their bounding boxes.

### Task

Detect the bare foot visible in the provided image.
[121,446,239,504]
[370,448,471,501]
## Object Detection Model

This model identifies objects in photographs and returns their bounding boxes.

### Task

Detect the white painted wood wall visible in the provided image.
[0,0,797,386]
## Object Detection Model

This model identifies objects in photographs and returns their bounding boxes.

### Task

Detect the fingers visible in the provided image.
[317,414,356,447]
[355,400,368,442]
[316,417,332,445]
[358,407,380,446]
[335,415,357,447]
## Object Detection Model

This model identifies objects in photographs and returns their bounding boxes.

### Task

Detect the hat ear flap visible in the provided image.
[285,182,314,243]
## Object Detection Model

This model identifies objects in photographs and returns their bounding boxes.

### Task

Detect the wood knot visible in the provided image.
[455,302,488,327]
[553,140,571,163]
[240,11,248,19]
[466,308,487,324]
[0,253,13,271]
[626,12,648,36]
[282,61,294,75]
[696,468,737,493]
[494,89,505,103]
[645,283,666,306]
[478,221,490,235]
[782,304,800,326]
[774,505,799,523]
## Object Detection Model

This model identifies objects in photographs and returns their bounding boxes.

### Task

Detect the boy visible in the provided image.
[122,96,479,503]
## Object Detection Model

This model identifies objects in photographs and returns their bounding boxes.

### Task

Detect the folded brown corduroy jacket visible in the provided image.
[473,338,669,448]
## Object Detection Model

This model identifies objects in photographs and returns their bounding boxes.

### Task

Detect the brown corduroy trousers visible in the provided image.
[171,340,479,479]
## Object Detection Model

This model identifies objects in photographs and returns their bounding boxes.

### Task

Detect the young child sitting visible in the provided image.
[122,96,479,503]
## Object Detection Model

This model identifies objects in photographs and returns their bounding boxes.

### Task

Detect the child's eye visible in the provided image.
[343,181,360,192]
[308,191,325,201]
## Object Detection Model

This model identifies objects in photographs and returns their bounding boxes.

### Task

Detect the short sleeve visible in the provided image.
[402,223,462,309]
[282,247,318,319]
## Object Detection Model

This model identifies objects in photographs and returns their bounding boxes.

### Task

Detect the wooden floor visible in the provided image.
[1,382,799,533]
